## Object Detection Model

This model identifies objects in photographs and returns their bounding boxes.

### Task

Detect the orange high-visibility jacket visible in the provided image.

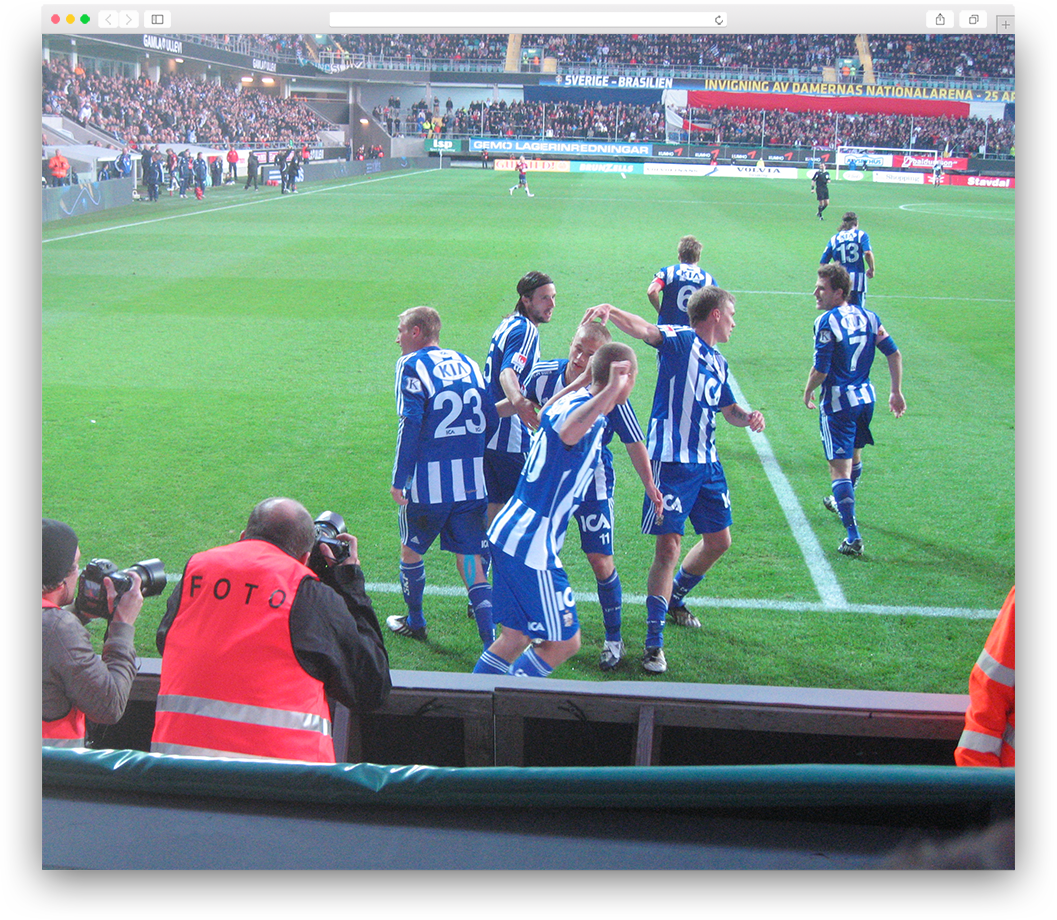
[955,586,1015,767]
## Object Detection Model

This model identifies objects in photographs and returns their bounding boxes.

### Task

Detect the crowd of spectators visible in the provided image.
[309,32,1014,82]
[366,94,1012,155]
[180,34,314,61]
[870,34,1015,81]
[42,59,334,149]
[155,32,1015,84]
[332,34,509,63]
[679,105,1015,155]
[521,33,859,72]
[376,98,667,142]
[43,34,1015,159]
[354,144,385,160]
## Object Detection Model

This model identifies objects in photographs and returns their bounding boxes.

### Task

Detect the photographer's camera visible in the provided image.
[74,558,167,619]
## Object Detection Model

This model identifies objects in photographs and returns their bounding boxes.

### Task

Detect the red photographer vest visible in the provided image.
[151,540,335,762]
[42,708,86,747]
[42,601,87,747]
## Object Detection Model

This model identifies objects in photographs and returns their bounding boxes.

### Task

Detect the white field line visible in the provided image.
[727,373,847,608]
[362,581,995,620]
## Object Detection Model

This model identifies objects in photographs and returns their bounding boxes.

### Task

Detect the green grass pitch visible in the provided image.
[41,165,1014,692]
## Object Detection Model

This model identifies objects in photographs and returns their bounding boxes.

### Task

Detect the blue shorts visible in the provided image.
[820,405,875,462]
[573,496,614,556]
[490,552,580,642]
[399,499,488,556]
[642,460,732,536]
[484,449,526,506]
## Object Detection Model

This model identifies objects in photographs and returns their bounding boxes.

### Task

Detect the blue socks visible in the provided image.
[670,568,703,607]
[472,647,554,677]
[402,560,496,644]
[597,571,623,642]
[467,582,495,647]
[473,650,511,674]
[399,560,427,630]
[831,478,860,541]
[646,595,668,648]
[509,647,553,677]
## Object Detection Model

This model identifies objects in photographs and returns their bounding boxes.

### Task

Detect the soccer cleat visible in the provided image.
[527,192,534,197]
[837,538,864,557]
[509,187,515,194]
[642,647,667,673]
[667,604,701,628]
[599,640,625,672]
[386,615,427,640]
[467,602,475,620]
[823,495,838,514]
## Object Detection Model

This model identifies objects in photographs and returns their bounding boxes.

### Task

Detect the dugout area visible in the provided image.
[42,664,1014,869]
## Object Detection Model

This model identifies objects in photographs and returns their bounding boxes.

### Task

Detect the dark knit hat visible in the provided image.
[42,518,78,587]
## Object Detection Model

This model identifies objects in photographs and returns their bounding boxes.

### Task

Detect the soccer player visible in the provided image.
[472,343,640,678]
[811,164,831,220]
[582,288,765,673]
[389,306,501,648]
[647,235,719,326]
[523,322,664,672]
[509,154,533,197]
[820,212,875,307]
[803,263,905,556]
[482,271,556,525]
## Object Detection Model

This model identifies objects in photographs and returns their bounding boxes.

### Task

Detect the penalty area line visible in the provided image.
[726,373,847,609]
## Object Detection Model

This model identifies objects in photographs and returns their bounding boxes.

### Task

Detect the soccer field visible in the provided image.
[41,165,1015,692]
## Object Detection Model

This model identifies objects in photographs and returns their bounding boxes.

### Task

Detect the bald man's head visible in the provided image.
[243,497,315,558]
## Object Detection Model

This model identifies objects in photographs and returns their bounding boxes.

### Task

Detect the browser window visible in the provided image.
[39,3,1018,693]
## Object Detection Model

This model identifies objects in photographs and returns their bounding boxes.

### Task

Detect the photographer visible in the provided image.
[151,497,392,763]
[42,518,143,747]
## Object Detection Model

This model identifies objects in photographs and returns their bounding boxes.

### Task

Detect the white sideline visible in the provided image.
[41,168,433,244]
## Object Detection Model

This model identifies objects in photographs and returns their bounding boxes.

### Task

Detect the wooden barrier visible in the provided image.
[116,660,968,768]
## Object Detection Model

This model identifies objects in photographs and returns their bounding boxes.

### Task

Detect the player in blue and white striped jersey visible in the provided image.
[583,288,765,674]
[523,322,663,672]
[472,343,640,679]
[389,306,503,648]
[804,264,905,558]
[482,271,555,524]
[647,234,719,326]
[820,212,876,307]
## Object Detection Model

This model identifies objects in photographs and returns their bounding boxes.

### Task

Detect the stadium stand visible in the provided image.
[42,58,335,148]
[42,33,1014,152]
[306,31,1013,85]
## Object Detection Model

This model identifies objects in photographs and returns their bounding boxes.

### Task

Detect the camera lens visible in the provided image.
[127,558,167,597]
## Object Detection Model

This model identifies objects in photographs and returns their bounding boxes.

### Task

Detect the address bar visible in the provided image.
[329,12,729,28]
